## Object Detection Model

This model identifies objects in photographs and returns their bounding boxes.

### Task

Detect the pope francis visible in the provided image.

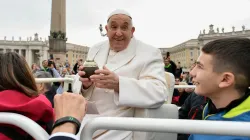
[73,9,167,140]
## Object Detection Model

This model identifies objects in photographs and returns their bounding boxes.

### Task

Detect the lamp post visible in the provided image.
[99,24,107,37]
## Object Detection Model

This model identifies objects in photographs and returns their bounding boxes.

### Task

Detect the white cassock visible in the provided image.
[73,37,167,140]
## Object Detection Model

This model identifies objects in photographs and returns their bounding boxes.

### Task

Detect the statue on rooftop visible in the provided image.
[242,25,245,31]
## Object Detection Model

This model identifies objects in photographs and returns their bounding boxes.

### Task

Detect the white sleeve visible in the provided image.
[114,49,167,108]
[49,132,79,140]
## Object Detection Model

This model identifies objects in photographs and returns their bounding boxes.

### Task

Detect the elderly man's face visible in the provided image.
[105,14,135,52]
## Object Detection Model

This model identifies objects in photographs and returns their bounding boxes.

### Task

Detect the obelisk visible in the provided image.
[48,0,67,63]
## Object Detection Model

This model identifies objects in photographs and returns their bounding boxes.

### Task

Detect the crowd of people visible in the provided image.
[31,58,83,77]
[164,53,195,107]
[0,9,250,140]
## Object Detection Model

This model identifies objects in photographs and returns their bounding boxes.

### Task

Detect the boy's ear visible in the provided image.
[218,72,235,88]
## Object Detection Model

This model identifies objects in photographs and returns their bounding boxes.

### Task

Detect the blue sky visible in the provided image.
[1,0,250,48]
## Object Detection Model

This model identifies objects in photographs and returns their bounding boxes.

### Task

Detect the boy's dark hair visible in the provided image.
[202,37,250,93]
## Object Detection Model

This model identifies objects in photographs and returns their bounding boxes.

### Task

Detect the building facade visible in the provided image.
[159,39,199,68]
[159,25,250,69]
[198,24,250,48]
[0,34,89,67]
[0,34,49,67]
[66,43,89,65]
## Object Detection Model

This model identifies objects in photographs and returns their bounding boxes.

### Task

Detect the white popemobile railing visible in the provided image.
[35,76,196,90]
[80,117,250,140]
[30,76,249,140]
[36,77,249,89]
[174,85,250,89]
[35,77,73,83]
[0,113,49,140]
[174,85,196,89]
[35,75,75,92]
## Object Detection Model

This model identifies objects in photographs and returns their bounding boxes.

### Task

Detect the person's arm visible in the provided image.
[114,49,166,108]
[51,68,61,78]
[49,93,86,140]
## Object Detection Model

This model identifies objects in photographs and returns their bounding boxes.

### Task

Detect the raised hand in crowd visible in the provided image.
[51,92,87,136]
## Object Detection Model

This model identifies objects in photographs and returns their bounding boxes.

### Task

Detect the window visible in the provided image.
[190,51,193,57]
[66,54,68,57]
[0,49,3,54]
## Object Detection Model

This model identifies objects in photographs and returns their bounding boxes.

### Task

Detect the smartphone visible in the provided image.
[48,60,53,67]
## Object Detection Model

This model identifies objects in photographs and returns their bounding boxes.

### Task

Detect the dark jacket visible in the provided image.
[179,92,207,120]
[165,60,177,76]
[175,67,182,78]
[45,85,58,108]
[49,136,76,140]
[73,63,79,75]
[164,64,174,73]
[189,91,250,140]
[170,60,177,76]
[178,92,208,140]
[0,90,54,140]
